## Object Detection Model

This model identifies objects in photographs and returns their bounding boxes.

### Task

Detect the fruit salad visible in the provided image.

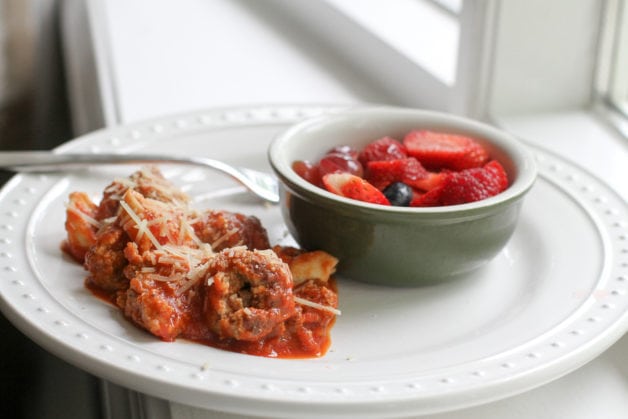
[292,130,509,207]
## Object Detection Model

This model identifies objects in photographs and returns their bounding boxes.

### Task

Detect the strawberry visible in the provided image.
[403,130,489,171]
[322,173,390,205]
[479,160,509,192]
[411,171,448,192]
[365,158,428,190]
[410,160,508,207]
[410,188,441,207]
[358,137,407,166]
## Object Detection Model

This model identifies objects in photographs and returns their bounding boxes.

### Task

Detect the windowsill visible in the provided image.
[495,109,628,200]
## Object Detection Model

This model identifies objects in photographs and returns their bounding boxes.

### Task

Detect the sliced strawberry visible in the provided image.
[322,173,391,205]
[365,158,428,190]
[410,188,442,207]
[403,130,489,171]
[410,160,509,207]
[411,171,448,192]
[358,136,407,166]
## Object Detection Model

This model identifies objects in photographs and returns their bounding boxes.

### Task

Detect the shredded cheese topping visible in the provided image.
[65,203,102,229]
[84,167,340,319]
[119,200,164,251]
[294,296,341,316]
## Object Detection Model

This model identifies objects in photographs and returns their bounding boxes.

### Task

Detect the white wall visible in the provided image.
[488,0,603,116]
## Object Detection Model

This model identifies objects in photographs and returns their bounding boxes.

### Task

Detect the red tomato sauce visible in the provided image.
[65,167,339,359]
[86,276,337,358]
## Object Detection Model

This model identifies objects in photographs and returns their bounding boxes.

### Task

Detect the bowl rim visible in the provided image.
[268,106,538,216]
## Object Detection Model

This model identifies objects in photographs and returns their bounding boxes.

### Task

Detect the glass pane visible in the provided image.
[427,0,463,15]
[600,0,628,114]
[326,0,460,85]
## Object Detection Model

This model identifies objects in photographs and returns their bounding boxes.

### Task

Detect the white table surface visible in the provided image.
[60,1,628,418]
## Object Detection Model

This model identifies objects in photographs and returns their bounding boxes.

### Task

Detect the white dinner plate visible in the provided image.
[0,105,627,418]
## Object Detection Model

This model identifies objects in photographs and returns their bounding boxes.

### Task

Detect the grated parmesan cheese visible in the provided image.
[294,296,341,316]
[69,166,342,358]
[210,227,239,249]
[65,203,102,229]
[119,199,164,251]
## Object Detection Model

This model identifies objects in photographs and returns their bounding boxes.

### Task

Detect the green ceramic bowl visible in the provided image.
[268,107,537,286]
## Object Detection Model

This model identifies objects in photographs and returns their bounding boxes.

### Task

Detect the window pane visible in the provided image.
[599,0,628,114]
[611,0,628,111]
[325,0,460,85]
[427,0,463,15]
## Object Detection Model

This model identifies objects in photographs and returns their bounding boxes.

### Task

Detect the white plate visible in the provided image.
[1,105,627,418]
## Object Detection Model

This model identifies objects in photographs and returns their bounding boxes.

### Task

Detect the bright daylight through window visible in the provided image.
[600,0,628,113]
[597,0,628,136]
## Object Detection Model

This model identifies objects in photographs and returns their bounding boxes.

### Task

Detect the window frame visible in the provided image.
[279,0,614,122]
[595,0,628,136]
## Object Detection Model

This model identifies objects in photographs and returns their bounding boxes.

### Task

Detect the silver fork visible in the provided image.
[0,151,280,203]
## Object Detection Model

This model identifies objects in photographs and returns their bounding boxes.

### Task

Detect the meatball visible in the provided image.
[192,210,270,251]
[96,166,189,220]
[121,274,199,341]
[84,223,130,292]
[204,247,295,341]
[290,280,339,354]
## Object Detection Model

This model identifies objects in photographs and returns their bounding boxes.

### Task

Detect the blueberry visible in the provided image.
[383,182,413,206]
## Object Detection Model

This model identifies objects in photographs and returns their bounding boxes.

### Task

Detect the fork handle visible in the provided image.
[0,151,195,172]
[0,151,280,203]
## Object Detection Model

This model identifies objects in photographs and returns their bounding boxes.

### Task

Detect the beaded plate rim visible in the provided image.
[0,105,626,418]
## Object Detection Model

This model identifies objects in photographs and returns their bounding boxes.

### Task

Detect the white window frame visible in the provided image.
[598,0,628,112]
[279,0,608,120]
[594,0,628,138]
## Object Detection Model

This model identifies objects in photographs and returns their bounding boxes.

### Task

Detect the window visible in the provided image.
[325,0,460,86]
[598,0,628,113]
[279,0,610,120]
[271,0,626,133]
[428,0,463,15]
[278,0,472,113]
